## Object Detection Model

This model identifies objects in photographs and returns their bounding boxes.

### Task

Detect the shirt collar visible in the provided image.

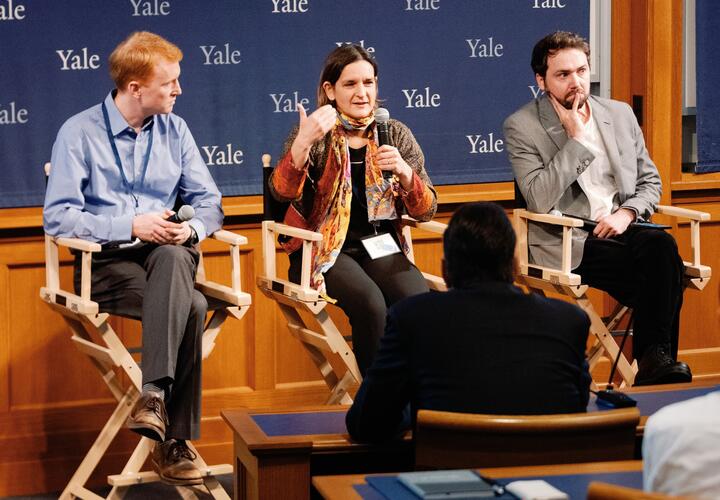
[104,90,154,137]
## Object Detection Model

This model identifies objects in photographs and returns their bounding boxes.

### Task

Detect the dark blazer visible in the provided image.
[346,282,592,443]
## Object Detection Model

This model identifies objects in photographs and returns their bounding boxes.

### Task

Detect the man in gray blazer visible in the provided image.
[504,31,690,386]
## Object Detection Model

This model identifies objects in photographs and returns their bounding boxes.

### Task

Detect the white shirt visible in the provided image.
[576,105,618,220]
[643,390,720,498]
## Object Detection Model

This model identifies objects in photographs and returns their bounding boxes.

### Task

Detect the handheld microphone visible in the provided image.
[168,205,195,223]
[375,108,392,180]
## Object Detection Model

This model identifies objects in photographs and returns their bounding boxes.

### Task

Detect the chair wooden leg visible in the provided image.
[58,387,138,500]
[203,309,229,359]
[58,309,235,499]
[186,441,232,500]
[576,297,636,387]
[278,303,360,403]
[314,309,361,384]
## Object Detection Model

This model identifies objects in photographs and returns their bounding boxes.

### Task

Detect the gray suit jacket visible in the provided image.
[503,94,662,269]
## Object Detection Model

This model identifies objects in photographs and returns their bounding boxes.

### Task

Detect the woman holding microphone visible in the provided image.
[269,44,436,375]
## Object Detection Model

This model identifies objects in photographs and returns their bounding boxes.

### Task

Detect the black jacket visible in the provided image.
[346,281,592,443]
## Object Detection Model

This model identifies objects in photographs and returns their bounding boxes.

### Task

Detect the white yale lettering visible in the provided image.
[271,0,308,13]
[529,85,543,99]
[402,88,440,108]
[270,92,309,113]
[466,38,504,58]
[405,0,439,10]
[0,102,29,124]
[130,0,170,16]
[202,145,244,166]
[0,0,26,20]
[467,134,504,154]
[335,39,374,54]
[56,48,100,70]
[533,0,566,8]
[200,44,241,65]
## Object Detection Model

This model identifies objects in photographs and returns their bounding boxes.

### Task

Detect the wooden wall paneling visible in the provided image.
[0,254,9,413]
[2,193,719,497]
[7,240,112,410]
[645,0,683,198]
[200,237,256,391]
[611,0,630,104]
[674,217,720,351]
[245,224,276,391]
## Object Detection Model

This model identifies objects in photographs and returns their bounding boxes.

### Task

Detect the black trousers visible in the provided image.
[574,228,685,361]
[74,243,206,440]
[290,248,429,375]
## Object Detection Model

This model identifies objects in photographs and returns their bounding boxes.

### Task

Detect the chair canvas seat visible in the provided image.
[40,230,250,500]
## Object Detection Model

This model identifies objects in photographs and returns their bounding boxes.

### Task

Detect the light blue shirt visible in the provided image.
[44,92,223,244]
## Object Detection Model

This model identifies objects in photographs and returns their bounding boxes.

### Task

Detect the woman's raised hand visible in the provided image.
[296,104,336,149]
[290,104,336,169]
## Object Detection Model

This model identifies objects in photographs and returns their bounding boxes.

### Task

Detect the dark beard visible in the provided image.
[561,92,588,109]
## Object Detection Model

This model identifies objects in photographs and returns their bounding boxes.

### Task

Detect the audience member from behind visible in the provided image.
[346,202,591,443]
[643,389,720,499]
[268,44,437,375]
[43,31,222,485]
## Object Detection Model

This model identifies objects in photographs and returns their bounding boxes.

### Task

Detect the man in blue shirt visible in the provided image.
[43,31,222,485]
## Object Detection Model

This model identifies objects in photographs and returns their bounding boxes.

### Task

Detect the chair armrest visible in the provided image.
[55,237,102,253]
[513,209,581,275]
[515,209,585,228]
[196,229,248,303]
[656,205,711,284]
[266,221,323,241]
[400,215,447,235]
[40,235,100,313]
[210,229,247,246]
[261,220,322,289]
[656,205,710,222]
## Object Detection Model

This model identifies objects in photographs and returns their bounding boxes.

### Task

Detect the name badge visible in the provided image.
[361,233,401,260]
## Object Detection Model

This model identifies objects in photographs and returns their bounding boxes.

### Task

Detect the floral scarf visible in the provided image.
[303,111,398,297]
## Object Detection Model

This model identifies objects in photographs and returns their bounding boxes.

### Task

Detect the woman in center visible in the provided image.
[269,44,437,376]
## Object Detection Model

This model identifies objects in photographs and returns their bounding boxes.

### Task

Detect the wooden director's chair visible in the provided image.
[257,154,447,404]
[40,216,251,499]
[514,194,711,388]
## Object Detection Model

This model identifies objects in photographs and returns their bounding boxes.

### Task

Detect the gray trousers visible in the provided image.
[74,243,206,440]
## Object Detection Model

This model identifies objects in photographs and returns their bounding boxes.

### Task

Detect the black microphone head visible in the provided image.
[177,205,195,222]
[375,107,390,124]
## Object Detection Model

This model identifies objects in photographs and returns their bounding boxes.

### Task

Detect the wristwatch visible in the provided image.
[185,226,199,246]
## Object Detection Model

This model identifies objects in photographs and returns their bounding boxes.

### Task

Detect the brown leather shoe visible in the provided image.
[152,439,203,486]
[128,392,168,442]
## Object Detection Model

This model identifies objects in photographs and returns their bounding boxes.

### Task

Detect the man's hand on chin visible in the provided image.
[594,208,636,239]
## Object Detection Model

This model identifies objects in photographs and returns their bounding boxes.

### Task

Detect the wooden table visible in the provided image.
[221,380,718,500]
[221,406,411,500]
[313,460,644,499]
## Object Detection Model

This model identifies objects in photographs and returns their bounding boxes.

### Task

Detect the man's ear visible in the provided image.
[127,80,142,98]
[535,73,546,91]
[441,258,452,289]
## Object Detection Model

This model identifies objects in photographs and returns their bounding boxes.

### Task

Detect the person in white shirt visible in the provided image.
[643,390,720,498]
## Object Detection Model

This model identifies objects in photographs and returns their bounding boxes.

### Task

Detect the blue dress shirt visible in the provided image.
[44,92,223,244]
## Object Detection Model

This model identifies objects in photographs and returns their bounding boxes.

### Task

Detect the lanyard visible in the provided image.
[101,102,154,207]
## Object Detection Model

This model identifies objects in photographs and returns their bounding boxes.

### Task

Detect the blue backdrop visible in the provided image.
[0,0,588,208]
[695,0,720,173]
